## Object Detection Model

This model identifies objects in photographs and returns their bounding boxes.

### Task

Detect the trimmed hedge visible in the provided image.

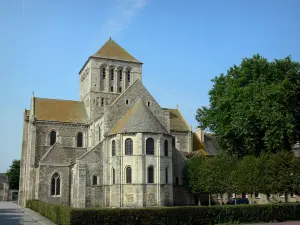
[27,200,300,225]
[26,200,71,225]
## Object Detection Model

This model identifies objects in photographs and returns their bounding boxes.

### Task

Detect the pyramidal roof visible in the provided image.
[109,97,168,135]
[93,38,141,63]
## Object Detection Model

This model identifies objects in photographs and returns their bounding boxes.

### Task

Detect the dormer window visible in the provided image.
[102,68,106,79]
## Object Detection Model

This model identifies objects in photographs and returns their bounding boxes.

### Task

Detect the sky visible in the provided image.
[0,0,300,171]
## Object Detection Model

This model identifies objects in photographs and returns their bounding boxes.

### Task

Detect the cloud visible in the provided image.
[100,0,148,38]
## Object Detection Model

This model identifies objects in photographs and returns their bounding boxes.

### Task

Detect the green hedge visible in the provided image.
[27,200,300,225]
[26,200,71,225]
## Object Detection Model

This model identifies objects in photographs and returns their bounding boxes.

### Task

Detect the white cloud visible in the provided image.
[100,0,149,38]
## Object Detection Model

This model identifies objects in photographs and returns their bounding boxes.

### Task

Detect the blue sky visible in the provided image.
[0,0,300,171]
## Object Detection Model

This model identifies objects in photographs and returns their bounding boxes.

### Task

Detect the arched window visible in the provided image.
[92,175,98,185]
[165,167,168,184]
[146,138,154,155]
[126,167,132,184]
[164,140,168,156]
[119,70,122,81]
[102,68,106,79]
[112,140,116,156]
[112,168,115,184]
[127,70,131,83]
[125,138,133,155]
[172,137,176,148]
[110,69,114,80]
[50,131,56,145]
[77,132,83,147]
[51,172,60,196]
[148,166,154,183]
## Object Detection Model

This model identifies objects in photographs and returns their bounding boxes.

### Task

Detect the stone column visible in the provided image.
[114,69,118,93]
[122,70,126,91]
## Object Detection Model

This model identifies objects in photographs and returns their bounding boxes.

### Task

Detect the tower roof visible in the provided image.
[93,38,141,63]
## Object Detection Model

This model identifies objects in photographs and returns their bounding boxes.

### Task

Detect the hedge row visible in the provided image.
[26,200,71,225]
[27,200,300,225]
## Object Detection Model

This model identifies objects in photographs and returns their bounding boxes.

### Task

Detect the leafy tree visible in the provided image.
[266,151,294,202]
[230,155,257,203]
[185,155,206,205]
[208,154,237,203]
[186,154,237,205]
[6,159,20,190]
[196,55,300,156]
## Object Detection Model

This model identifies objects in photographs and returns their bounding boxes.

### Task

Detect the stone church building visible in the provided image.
[19,38,213,208]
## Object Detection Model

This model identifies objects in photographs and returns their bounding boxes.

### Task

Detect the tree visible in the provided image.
[186,154,237,206]
[209,153,237,204]
[230,155,257,204]
[185,155,206,205]
[196,55,300,156]
[6,159,20,190]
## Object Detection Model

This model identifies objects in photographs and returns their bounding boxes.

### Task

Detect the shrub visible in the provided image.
[27,200,300,225]
[26,200,71,225]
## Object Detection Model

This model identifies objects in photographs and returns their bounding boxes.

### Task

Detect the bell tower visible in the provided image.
[79,38,143,122]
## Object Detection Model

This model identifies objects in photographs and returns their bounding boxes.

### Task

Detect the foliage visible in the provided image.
[196,55,300,156]
[230,155,258,198]
[27,200,300,225]
[6,159,20,189]
[26,200,71,225]
[186,150,300,201]
[186,154,237,205]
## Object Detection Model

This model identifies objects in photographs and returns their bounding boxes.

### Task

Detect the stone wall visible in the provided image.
[38,165,70,205]
[104,81,170,135]
[171,131,192,153]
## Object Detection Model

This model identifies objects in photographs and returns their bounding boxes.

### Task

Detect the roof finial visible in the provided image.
[109,34,111,39]
[32,91,34,98]
[176,104,179,109]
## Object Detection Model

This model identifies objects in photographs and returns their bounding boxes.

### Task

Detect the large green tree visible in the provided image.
[6,159,20,190]
[196,55,300,156]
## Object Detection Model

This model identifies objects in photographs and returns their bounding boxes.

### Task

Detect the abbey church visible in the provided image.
[19,38,216,208]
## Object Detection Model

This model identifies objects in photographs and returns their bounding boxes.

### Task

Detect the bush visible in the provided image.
[27,200,300,225]
[26,200,71,225]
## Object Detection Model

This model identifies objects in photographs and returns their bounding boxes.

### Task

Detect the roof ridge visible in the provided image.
[108,97,168,135]
[34,97,81,103]
[109,79,140,107]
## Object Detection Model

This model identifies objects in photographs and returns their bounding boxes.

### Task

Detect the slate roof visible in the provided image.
[34,98,87,123]
[93,38,141,63]
[187,133,218,158]
[163,108,191,132]
[109,97,168,135]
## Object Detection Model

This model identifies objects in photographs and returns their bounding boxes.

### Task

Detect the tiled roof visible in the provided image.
[93,38,141,63]
[109,98,168,135]
[34,98,87,123]
[163,108,191,132]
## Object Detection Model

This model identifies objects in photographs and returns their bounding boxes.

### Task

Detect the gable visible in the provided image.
[104,80,170,134]
[163,108,191,132]
[109,98,168,135]
[93,38,141,63]
[40,142,86,164]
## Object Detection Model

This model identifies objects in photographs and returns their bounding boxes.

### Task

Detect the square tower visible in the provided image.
[79,38,143,121]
